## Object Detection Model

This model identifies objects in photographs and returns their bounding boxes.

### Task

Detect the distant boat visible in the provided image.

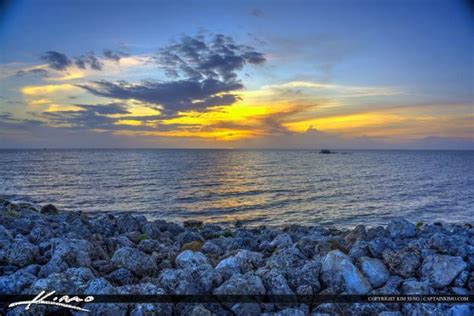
[319,149,332,154]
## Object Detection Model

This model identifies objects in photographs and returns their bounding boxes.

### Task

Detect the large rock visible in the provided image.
[214,272,266,295]
[0,269,37,294]
[175,250,210,268]
[401,279,433,295]
[357,257,390,288]
[111,247,157,278]
[216,250,263,278]
[320,250,372,294]
[6,241,39,267]
[260,269,294,295]
[421,254,467,288]
[286,260,321,294]
[159,265,222,294]
[31,267,95,293]
[267,246,307,272]
[382,248,420,278]
[387,219,416,238]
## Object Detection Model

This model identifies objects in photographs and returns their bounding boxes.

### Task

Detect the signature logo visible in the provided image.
[8,290,95,312]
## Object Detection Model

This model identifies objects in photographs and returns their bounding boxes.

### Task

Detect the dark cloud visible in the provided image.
[103,49,129,62]
[74,54,103,70]
[41,51,104,71]
[0,112,44,129]
[158,34,265,82]
[251,9,264,17]
[41,51,72,71]
[79,34,265,117]
[16,68,49,77]
[40,103,130,129]
[78,78,243,117]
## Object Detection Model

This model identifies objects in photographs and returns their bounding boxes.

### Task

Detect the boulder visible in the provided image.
[111,247,157,278]
[31,267,95,293]
[320,250,372,294]
[175,250,210,268]
[357,257,390,288]
[260,269,294,295]
[387,219,416,238]
[382,248,420,278]
[421,255,467,288]
[401,279,433,294]
[40,204,58,215]
[6,241,39,267]
[214,272,266,295]
[286,260,321,294]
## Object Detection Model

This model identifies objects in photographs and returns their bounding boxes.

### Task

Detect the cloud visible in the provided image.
[40,103,131,129]
[16,68,49,77]
[41,51,103,72]
[78,34,265,117]
[103,49,129,62]
[74,53,103,70]
[158,34,265,82]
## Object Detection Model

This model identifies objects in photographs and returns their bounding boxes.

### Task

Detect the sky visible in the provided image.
[0,0,472,149]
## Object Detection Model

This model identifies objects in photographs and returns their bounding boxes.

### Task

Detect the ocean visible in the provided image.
[0,149,472,227]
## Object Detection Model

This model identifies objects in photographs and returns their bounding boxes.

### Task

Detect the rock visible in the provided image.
[382,248,420,278]
[401,279,433,294]
[175,250,210,268]
[116,214,142,234]
[448,304,472,316]
[286,260,321,294]
[345,225,367,244]
[421,254,467,288]
[261,269,294,295]
[159,265,221,294]
[40,204,58,214]
[191,305,213,316]
[269,233,293,249]
[320,250,372,294]
[267,246,307,271]
[32,267,95,293]
[183,220,203,228]
[357,257,390,288]
[368,238,395,258]
[181,240,204,252]
[176,231,204,246]
[214,272,266,295]
[377,312,402,316]
[231,303,261,316]
[0,225,13,241]
[40,238,93,276]
[467,272,474,291]
[348,241,370,261]
[216,250,263,278]
[106,268,138,286]
[387,219,416,238]
[372,276,403,295]
[6,241,38,267]
[111,247,157,278]
[0,269,36,294]
[275,308,305,316]
[201,241,223,256]
[453,270,469,287]
[138,239,160,254]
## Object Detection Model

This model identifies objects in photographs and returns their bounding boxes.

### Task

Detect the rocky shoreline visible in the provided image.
[0,199,473,315]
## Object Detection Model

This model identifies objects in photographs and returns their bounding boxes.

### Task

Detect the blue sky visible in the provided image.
[0,0,472,148]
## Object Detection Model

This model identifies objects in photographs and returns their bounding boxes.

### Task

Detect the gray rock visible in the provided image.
[0,224,13,241]
[357,257,390,288]
[453,270,469,287]
[231,303,261,316]
[40,204,58,214]
[267,246,307,271]
[216,250,263,278]
[190,305,213,316]
[382,248,420,278]
[270,233,294,249]
[320,250,372,294]
[0,269,36,294]
[421,254,467,288]
[159,264,221,294]
[176,250,210,268]
[6,241,38,267]
[111,247,157,278]
[138,239,160,254]
[371,276,403,295]
[214,272,266,295]
[368,238,395,258]
[31,267,95,293]
[275,308,305,316]
[286,260,321,293]
[345,225,367,244]
[387,219,416,238]
[106,268,138,286]
[401,279,433,294]
[261,269,294,295]
[449,305,472,316]
[201,240,223,256]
